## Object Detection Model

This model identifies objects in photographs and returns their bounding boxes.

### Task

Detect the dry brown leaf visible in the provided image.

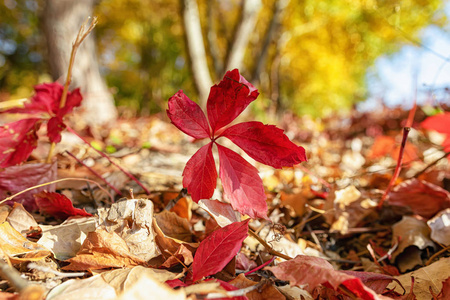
[101,266,180,294]
[279,191,307,217]
[6,203,38,236]
[0,205,11,223]
[62,228,146,271]
[0,222,51,263]
[198,199,240,227]
[38,216,96,260]
[427,208,450,245]
[391,216,435,272]
[388,258,450,300]
[46,274,117,300]
[229,273,285,300]
[154,210,193,242]
[98,199,159,261]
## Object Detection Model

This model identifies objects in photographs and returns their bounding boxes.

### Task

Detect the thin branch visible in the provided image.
[27,263,86,278]
[66,125,150,194]
[411,150,450,178]
[248,229,293,261]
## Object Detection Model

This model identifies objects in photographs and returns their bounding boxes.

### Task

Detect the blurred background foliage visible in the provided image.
[0,0,447,117]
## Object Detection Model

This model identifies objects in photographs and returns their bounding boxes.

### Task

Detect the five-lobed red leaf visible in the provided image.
[34,191,92,220]
[182,142,217,202]
[0,118,41,168]
[207,69,259,134]
[217,144,268,220]
[192,219,249,282]
[221,121,307,168]
[167,90,210,139]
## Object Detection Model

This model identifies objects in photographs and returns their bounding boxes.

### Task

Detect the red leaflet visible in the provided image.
[0,118,41,168]
[217,144,267,220]
[221,121,307,168]
[266,255,383,299]
[166,69,307,219]
[207,69,259,133]
[167,90,210,139]
[47,116,66,143]
[421,112,450,151]
[192,219,249,282]
[182,143,217,202]
[34,191,92,220]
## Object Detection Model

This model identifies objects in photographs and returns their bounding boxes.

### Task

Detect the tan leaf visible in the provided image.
[46,274,117,300]
[154,210,193,242]
[116,273,185,300]
[427,208,450,245]
[229,273,285,300]
[198,199,240,227]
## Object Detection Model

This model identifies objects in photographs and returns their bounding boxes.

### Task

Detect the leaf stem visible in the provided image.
[377,127,410,208]
[66,125,151,194]
[248,229,293,261]
[244,255,276,276]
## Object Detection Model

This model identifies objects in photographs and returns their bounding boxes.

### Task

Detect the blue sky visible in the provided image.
[362,9,450,110]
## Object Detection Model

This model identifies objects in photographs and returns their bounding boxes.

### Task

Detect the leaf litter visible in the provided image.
[0,71,449,299]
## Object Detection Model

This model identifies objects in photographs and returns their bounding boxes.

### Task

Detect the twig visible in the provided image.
[66,150,122,196]
[202,279,269,299]
[377,127,411,208]
[27,263,86,278]
[0,177,114,205]
[46,17,98,163]
[0,260,45,300]
[244,256,276,276]
[66,125,150,194]
[425,245,450,266]
[411,151,450,178]
[248,229,293,261]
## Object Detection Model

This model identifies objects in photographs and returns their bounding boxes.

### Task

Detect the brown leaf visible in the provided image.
[228,273,285,300]
[62,229,146,271]
[427,208,450,245]
[154,210,193,242]
[6,203,38,236]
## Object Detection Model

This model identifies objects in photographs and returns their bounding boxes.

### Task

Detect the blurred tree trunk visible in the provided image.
[43,0,117,131]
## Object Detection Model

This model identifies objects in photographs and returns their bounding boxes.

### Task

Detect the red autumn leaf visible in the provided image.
[167,90,210,139]
[165,279,187,288]
[217,144,268,220]
[182,143,217,203]
[421,112,450,151]
[341,271,404,295]
[221,121,307,168]
[388,179,450,218]
[207,69,259,133]
[4,82,82,117]
[266,255,385,299]
[0,118,41,168]
[34,191,92,220]
[192,219,249,282]
[47,116,66,143]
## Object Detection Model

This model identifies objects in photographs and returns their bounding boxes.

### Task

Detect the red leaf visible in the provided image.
[182,142,217,202]
[436,277,450,299]
[0,118,41,168]
[3,83,82,118]
[47,116,66,143]
[341,271,403,295]
[34,191,92,220]
[207,69,259,133]
[388,179,450,218]
[192,219,249,282]
[167,90,210,139]
[221,121,307,168]
[421,112,450,151]
[217,144,267,219]
[266,255,383,299]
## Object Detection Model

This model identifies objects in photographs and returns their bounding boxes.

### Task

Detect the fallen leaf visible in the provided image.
[427,208,450,245]
[192,219,249,282]
[391,216,435,272]
[34,191,92,220]
[228,273,285,300]
[62,228,146,271]
[46,274,117,300]
[154,210,193,242]
[38,216,96,260]
[6,203,38,236]
[198,199,240,227]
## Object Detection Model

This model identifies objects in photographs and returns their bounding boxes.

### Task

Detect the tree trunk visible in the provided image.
[180,0,213,107]
[43,0,117,130]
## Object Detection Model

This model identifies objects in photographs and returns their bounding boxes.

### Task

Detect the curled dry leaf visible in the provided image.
[427,208,450,245]
[98,199,159,261]
[6,203,38,236]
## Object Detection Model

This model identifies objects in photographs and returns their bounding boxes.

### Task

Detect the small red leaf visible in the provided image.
[422,112,450,151]
[0,118,41,168]
[266,255,381,299]
[47,116,66,143]
[192,219,249,282]
[167,90,210,139]
[207,69,259,134]
[221,121,307,168]
[217,144,267,219]
[182,142,217,202]
[388,179,450,218]
[58,87,82,117]
[34,191,92,220]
